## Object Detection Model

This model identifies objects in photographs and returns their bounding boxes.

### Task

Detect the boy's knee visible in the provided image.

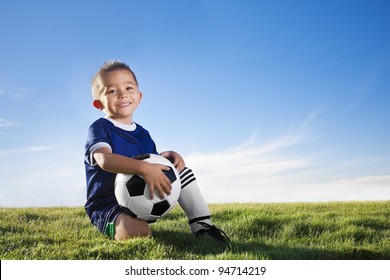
[115,227,150,241]
[114,213,151,240]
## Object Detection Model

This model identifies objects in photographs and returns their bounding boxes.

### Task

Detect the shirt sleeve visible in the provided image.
[85,120,112,166]
[87,142,112,166]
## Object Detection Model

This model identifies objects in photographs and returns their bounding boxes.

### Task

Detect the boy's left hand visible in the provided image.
[160,151,185,173]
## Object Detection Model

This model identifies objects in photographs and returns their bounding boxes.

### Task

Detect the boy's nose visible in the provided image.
[118,90,128,98]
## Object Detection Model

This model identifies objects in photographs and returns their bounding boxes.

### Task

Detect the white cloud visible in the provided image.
[0,162,86,207]
[11,87,34,99]
[185,132,312,203]
[185,139,390,203]
[26,146,52,152]
[0,146,52,158]
[184,111,390,203]
[0,118,17,128]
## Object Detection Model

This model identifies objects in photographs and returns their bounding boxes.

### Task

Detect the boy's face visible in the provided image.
[93,69,142,124]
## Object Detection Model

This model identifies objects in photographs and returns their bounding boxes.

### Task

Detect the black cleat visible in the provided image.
[194,221,231,243]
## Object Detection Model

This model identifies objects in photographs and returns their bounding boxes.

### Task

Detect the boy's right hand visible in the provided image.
[141,163,172,199]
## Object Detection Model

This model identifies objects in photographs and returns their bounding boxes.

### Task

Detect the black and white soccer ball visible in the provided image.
[114,153,181,223]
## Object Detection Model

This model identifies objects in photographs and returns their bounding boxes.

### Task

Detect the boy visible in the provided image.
[84,60,229,242]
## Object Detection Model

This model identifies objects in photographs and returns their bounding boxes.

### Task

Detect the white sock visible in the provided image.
[178,167,213,233]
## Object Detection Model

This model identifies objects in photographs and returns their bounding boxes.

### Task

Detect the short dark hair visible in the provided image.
[92,60,138,99]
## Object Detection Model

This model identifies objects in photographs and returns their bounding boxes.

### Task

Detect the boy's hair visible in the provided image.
[92,60,138,100]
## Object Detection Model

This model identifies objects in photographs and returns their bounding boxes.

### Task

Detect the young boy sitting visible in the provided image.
[84,60,229,242]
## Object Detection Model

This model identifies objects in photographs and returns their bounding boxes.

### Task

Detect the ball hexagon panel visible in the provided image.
[128,196,154,216]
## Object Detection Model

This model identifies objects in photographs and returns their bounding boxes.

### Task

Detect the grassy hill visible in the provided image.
[1,201,389,260]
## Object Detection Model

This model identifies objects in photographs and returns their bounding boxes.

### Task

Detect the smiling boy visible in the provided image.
[84,61,229,242]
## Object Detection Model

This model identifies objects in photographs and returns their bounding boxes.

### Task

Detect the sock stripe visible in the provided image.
[179,167,197,189]
[179,168,192,179]
[181,177,196,189]
[181,173,195,184]
[189,215,211,225]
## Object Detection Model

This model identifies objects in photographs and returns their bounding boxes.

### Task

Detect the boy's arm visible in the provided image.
[93,147,172,199]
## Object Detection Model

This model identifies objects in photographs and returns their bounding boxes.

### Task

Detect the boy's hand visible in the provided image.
[160,151,185,172]
[142,163,172,200]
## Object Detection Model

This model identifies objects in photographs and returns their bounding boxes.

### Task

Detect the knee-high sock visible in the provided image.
[178,167,212,233]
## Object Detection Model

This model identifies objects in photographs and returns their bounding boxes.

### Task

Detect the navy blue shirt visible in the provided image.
[84,118,158,219]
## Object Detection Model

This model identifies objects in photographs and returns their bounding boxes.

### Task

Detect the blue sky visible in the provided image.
[0,0,389,207]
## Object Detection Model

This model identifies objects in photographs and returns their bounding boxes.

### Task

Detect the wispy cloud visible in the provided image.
[0,86,34,98]
[0,162,86,207]
[0,146,52,158]
[184,111,390,203]
[186,140,311,202]
[0,118,17,128]
[185,113,316,202]
[11,87,34,99]
[6,164,80,187]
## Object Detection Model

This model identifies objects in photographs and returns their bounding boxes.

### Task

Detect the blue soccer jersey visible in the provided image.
[84,117,158,230]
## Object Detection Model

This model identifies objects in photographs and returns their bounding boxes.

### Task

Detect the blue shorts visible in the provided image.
[90,204,123,239]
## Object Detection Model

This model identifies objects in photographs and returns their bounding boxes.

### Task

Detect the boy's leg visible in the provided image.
[178,167,212,233]
[114,213,151,240]
[178,167,230,242]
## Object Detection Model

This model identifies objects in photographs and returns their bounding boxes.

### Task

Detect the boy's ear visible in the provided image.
[139,91,143,101]
[93,100,104,110]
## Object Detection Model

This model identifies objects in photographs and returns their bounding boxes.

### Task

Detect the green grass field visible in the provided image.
[1,201,389,260]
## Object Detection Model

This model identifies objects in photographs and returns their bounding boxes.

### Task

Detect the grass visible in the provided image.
[1,201,389,259]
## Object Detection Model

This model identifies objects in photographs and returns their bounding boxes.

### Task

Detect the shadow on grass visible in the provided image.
[152,229,231,258]
[152,228,389,260]
[232,240,388,260]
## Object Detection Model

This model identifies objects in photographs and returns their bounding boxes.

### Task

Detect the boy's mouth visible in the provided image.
[117,102,132,107]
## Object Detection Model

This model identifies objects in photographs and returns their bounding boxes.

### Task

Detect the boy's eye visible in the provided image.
[126,86,133,91]
[107,89,116,94]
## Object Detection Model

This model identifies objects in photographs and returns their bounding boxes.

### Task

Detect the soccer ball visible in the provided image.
[114,153,181,223]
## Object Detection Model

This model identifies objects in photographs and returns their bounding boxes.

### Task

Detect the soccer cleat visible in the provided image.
[194,221,231,243]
